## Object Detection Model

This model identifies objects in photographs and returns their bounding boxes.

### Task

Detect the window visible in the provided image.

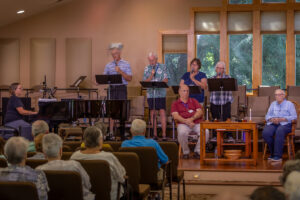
[196,35,220,78]
[262,34,286,89]
[229,34,253,89]
[262,0,286,2]
[164,53,187,86]
[229,0,252,4]
[296,35,300,86]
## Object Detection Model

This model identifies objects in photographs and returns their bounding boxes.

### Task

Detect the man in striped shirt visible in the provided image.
[104,43,132,136]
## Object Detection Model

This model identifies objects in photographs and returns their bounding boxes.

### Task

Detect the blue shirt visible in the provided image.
[4,95,24,124]
[181,71,207,103]
[265,99,297,125]
[104,59,132,85]
[143,63,169,98]
[121,136,169,168]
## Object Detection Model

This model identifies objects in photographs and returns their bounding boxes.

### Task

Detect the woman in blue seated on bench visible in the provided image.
[4,83,37,140]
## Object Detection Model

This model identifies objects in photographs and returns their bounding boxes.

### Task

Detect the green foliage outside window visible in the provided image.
[229,34,253,90]
[164,53,187,86]
[196,35,220,78]
[262,34,286,89]
[229,0,252,4]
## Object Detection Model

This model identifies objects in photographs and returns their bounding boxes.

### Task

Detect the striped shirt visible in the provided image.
[104,59,132,85]
[209,74,234,105]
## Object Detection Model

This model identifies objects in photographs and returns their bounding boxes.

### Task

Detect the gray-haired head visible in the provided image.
[42,133,63,158]
[109,42,123,50]
[4,137,29,165]
[215,61,226,73]
[32,120,49,137]
[285,171,300,200]
[280,160,300,185]
[148,52,158,59]
[130,119,146,136]
[83,126,103,148]
[275,89,286,96]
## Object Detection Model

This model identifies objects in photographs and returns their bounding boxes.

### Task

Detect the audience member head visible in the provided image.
[215,61,226,75]
[32,120,49,137]
[179,84,189,101]
[94,121,108,137]
[83,126,103,149]
[250,186,285,200]
[280,159,300,185]
[284,171,300,200]
[130,119,147,136]
[9,82,22,96]
[109,42,123,61]
[4,137,29,165]
[34,133,46,153]
[0,137,5,156]
[42,133,63,159]
[148,52,158,67]
[212,191,248,200]
[274,89,286,104]
[190,58,201,72]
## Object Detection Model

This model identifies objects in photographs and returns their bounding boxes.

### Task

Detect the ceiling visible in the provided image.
[0,0,74,28]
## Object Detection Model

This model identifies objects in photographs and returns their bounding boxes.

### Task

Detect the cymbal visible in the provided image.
[31,85,43,92]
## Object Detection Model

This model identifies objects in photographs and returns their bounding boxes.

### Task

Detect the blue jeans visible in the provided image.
[5,119,33,141]
[262,123,292,158]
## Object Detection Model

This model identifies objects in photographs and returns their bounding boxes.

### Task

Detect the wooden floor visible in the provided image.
[178,152,284,172]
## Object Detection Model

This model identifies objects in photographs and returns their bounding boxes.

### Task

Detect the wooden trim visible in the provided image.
[157,32,163,63]
[252,10,262,89]
[187,33,194,71]
[191,7,221,12]
[220,10,229,68]
[163,50,187,54]
[260,31,287,34]
[286,9,295,86]
[195,31,220,34]
[227,30,253,34]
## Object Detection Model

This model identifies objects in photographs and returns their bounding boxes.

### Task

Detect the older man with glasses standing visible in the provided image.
[262,89,297,162]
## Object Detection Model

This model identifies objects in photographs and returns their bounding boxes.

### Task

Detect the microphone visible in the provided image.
[217,72,221,77]
[152,65,156,77]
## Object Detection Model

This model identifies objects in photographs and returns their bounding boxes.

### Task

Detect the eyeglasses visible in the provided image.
[275,93,284,96]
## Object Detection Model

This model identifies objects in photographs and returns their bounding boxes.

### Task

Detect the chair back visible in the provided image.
[128,96,145,118]
[288,97,300,132]
[44,170,83,200]
[104,141,122,152]
[0,181,39,200]
[101,145,114,152]
[113,152,141,192]
[61,152,73,160]
[0,158,7,168]
[26,159,47,169]
[119,147,159,185]
[247,96,270,117]
[231,95,239,120]
[63,141,82,152]
[76,160,111,200]
[258,85,280,102]
[159,142,178,178]
[287,85,300,96]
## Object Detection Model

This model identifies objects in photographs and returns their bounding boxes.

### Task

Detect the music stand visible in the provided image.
[207,78,237,121]
[140,81,169,138]
[70,76,87,87]
[171,85,202,95]
[95,74,122,100]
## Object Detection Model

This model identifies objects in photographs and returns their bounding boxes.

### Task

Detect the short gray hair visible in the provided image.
[84,126,103,148]
[32,120,49,137]
[284,171,300,200]
[42,133,63,158]
[215,61,226,73]
[275,89,286,95]
[280,160,300,184]
[131,119,146,136]
[109,42,123,50]
[4,137,29,165]
[148,52,158,59]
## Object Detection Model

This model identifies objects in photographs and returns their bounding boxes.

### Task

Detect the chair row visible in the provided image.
[0,142,185,200]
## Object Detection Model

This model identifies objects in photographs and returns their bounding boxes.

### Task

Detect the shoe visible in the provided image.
[153,136,158,140]
[271,156,282,162]
[194,152,200,159]
[267,156,273,160]
[182,154,189,159]
[162,137,167,141]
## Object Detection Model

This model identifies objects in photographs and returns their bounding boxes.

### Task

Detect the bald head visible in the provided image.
[179,84,189,101]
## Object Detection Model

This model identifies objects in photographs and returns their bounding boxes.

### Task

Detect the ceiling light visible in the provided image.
[17,10,25,14]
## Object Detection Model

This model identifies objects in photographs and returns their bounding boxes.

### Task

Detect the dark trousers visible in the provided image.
[262,123,292,158]
[210,102,231,121]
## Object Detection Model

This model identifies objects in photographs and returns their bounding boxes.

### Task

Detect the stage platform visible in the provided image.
[177,152,284,197]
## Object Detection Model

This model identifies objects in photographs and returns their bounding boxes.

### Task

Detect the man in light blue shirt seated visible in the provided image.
[121,119,169,169]
[262,89,297,162]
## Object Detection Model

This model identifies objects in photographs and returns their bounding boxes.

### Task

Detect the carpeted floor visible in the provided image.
[163,185,215,200]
